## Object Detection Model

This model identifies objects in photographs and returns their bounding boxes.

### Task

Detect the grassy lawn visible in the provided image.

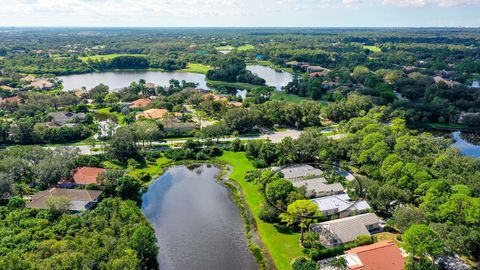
[207,80,260,90]
[374,232,405,248]
[271,92,309,103]
[218,151,303,270]
[79,54,146,62]
[363,45,382,52]
[94,107,125,125]
[237,44,255,51]
[180,63,212,75]
[129,157,171,184]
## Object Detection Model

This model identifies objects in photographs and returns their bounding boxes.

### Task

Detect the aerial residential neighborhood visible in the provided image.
[0,2,480,269]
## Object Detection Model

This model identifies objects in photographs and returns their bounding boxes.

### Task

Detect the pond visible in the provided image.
[141,165,258,270]
[452,131,480,158]
[59,70,210,91]
[247,65,293,91]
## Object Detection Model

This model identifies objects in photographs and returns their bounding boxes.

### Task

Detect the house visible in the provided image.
[144,82,156,89]
[307,66,329,73]
[285,61,302,67]
[72,167,106,185]
[309,71,330,78]
[162,118,197,131]
[135,108,169,120]
[227,101,243,107]
[25,188,102,211]
[343,241,406,270]
[280,165,323,181]
[471,81,480,89]
[30,79,55,90]
[129,98,152,109]
[48,112,86,126]
[311,213,381,247]
[433,76,459,88]
[311,193,371,217]
[0,96,20,105]
[292,178,344,198]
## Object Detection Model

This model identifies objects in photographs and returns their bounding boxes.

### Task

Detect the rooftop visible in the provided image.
[313,213,380,243]
[280,165,323,180]
[26,188,102,211]
[129,98,152,109]
[311,193,371,214]
[292,178,344,196]
[72,167,106,185]
[345,241,405,270]
[136,108,169,120]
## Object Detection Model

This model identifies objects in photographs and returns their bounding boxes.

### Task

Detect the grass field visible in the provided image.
[207,80,260,90]
[237,44,255,51]
[363,45,382,52]
[180,63,212,74]
[79,54,146,62]
[218,152,303,270]
[129,156,171,184]
[94,107,125,125]
[271,92,309,103]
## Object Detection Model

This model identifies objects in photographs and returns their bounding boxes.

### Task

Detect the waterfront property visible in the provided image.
[25,188,102,211]
[311,193,371,218]
[343,241,406,270]
[311,213,381,247]
[72,167,106,185]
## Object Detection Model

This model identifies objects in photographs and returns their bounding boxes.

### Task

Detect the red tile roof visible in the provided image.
[0,96,20,105]
[345,241,405,270]
[72,167,106,185]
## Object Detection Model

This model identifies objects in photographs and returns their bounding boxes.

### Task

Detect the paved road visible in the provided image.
[48,129,345,153]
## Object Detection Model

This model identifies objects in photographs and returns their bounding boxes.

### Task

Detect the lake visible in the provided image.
[59,66,293,92]
[452,131,480,158]
[247,65,293,91]
[59,70,210,91]
[141,165,257,270]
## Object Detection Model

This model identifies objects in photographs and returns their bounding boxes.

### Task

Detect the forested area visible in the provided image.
[0,198,158,270]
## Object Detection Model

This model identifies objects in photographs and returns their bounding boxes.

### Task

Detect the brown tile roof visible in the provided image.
[227,101,243,107]
[345,241,405,270]
[129,98,152,109]
[72,167,106,185]
[136,108,169,120]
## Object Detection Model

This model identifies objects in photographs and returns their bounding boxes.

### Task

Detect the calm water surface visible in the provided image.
[59,70,210,91]
[141,165,257,270]
[247,65,293,91]
[452,131,480,158]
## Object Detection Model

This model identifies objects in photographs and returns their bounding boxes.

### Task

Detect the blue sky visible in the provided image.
[0,0,479,27]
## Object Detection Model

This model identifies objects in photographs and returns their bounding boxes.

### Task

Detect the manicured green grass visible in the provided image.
[180,63,212,74]
[217,152,303,270]
[94,107,125,125]
[271,92,309,103]
[422,122,468,129]
[79,54,147,62]
[363,45,382,52]
[207,80,260,90]
[129,157,171,183]
[237,44,255,51]
[215,45,235,51]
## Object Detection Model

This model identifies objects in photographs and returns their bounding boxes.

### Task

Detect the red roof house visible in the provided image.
[72,167,106,185]
[344,241,405,270]
[0,96,20,105]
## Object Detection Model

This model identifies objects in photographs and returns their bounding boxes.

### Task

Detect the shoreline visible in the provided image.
[141,161,271,270]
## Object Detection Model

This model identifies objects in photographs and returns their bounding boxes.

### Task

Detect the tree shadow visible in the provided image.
[274,224,297,235]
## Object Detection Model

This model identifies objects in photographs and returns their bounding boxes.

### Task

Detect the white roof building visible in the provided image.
[311,193,371,217]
